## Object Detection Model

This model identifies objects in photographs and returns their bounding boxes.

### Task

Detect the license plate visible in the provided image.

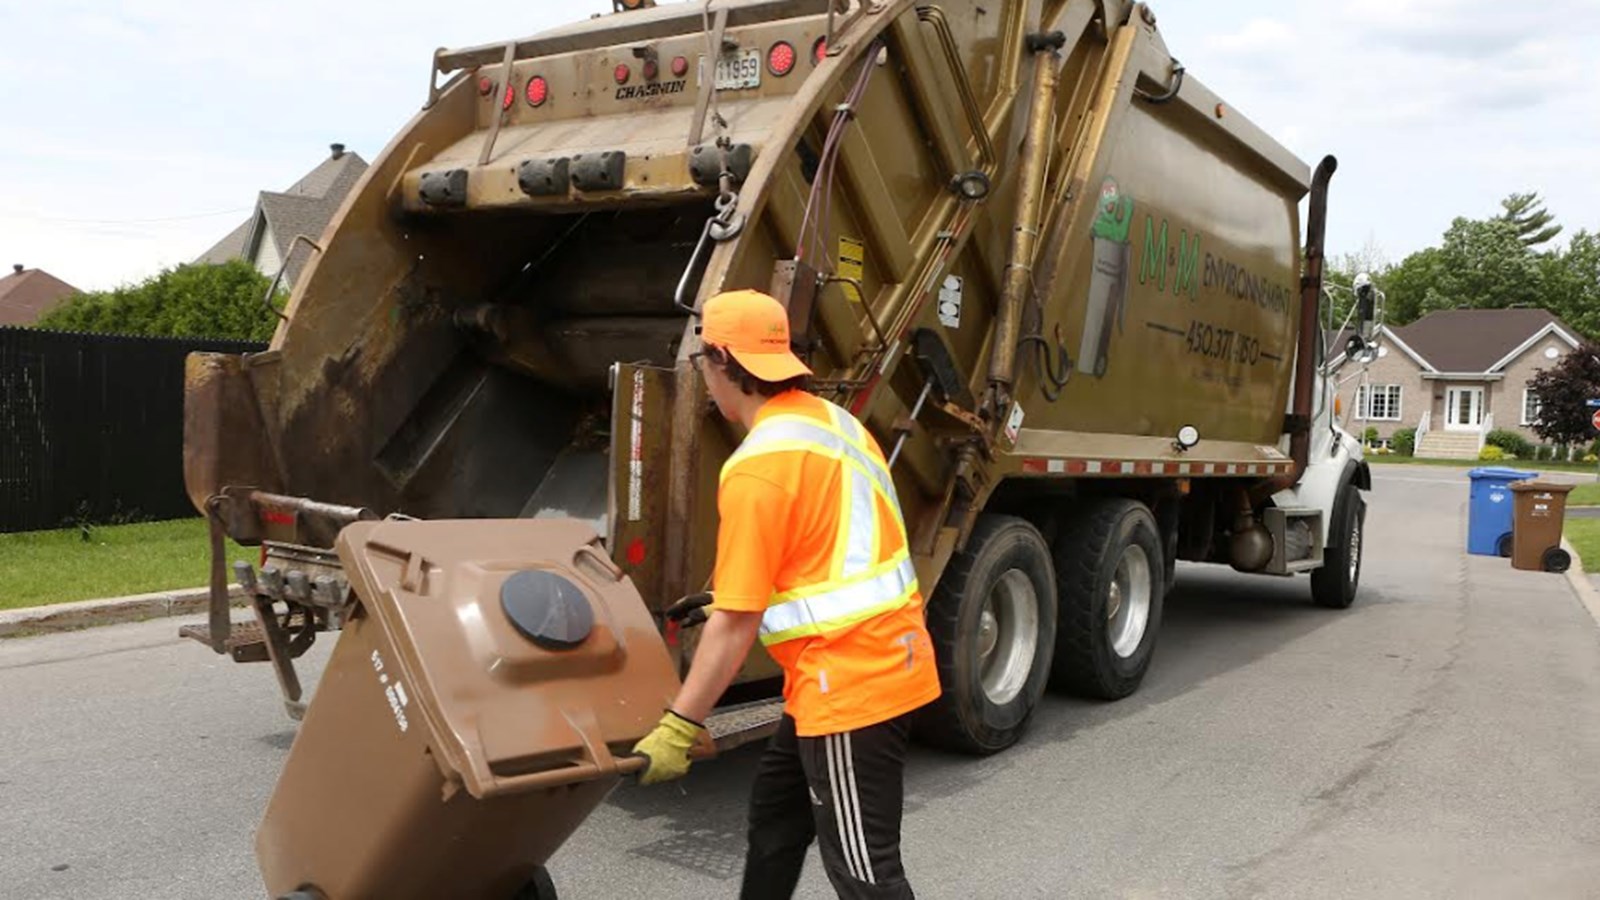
[704,49,762,91]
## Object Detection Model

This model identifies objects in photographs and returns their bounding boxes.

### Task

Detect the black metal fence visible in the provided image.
[0,328,267,533]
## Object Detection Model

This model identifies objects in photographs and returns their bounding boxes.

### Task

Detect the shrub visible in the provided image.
[1485,429,1535,460]
[1390,428,1417,457]
[1363,426,1380,446]
[1479,445,1507,461]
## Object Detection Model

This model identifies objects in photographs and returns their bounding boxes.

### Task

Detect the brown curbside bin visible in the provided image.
[256,518,695,900]
[1509,481,1574,573]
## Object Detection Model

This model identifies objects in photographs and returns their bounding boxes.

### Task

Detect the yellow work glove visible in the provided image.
[632,710,703,785]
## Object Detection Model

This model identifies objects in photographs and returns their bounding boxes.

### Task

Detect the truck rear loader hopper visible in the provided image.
[179,1,1372,896]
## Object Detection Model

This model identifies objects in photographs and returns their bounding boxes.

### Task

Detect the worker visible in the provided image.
[632,288,942,899]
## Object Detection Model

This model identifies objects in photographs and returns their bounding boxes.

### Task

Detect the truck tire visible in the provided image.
[1311,484,1365,609]
[917,515,1057,755]
[513,867,558,900]
[1049,499,1165,700]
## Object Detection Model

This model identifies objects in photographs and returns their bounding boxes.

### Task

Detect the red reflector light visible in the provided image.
[478,76,493,96]
[614,63,631,85]
[526,75,548,107]
[768,41,796,77]
[502,83,514,110]
[626,538,647,566]
[813,37,827,64]
[672,56,689,77]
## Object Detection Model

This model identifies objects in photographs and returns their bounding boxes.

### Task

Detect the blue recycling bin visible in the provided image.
[1467,467,1538,556]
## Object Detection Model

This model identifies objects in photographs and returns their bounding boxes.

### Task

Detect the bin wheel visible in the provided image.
[514,866,558,900]
[916,514,1058,755]
[277,891,327,900]
[1497,534,1514,558]
[1542,547,1573,574]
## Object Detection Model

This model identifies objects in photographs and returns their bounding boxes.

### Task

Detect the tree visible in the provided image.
[36,260,281,341]
[1527,342,1600,448]
[1540,229,1600,339]
[1422,216,1543,314]
[1378,246,1444,326]
[1499,191,1563,248]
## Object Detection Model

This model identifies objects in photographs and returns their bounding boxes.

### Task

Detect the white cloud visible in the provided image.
[0,0,1593,290]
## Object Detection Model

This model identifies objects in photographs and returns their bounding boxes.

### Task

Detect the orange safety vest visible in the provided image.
[717,393,941,737]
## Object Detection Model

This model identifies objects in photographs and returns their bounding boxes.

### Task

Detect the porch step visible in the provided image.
[1417,430,1482,460]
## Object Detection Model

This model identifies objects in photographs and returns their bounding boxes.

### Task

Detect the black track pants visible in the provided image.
[739,713,915,900]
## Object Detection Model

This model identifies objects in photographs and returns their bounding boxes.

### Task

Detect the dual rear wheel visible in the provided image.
[917,500,1166,755]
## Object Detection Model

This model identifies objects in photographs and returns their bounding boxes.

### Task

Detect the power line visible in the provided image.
[0,207,252,225]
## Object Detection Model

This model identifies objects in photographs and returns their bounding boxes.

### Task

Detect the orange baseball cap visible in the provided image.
[700,289,812,382]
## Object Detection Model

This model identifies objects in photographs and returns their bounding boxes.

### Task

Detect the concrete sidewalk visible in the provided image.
[0,586,245,639]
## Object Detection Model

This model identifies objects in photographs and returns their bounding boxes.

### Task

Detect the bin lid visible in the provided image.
[1510,479,1575,494]
[1468,466,1539,481]
[335,518,682,800]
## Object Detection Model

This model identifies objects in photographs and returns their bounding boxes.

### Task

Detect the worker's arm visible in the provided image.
[667,608,763,724]
[633,471,788,784]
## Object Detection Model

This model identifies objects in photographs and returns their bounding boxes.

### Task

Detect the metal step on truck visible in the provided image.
[177,1,1376,896]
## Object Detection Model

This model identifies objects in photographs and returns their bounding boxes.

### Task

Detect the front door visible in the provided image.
[1445,386,1484,431]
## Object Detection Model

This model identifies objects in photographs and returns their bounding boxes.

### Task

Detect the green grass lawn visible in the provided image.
[0,518,246,611]
[1372,456,1600,476]
[1565,519,1600,573]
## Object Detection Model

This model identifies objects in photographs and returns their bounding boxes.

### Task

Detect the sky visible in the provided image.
[1,0,1595,291]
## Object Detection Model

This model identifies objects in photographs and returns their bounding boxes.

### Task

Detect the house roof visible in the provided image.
[195,145,368,284]
[0,266,80,326]
[1391,309,1579,373]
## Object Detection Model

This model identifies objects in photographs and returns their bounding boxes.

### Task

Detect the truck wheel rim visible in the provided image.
[1109,545,1152,659]
[1348,513,1363,582]
[979,569,1040,706]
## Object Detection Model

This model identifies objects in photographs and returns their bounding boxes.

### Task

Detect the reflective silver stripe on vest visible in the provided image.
[760,555,918,640]
[843,466,875,577]
[728,418,897,505]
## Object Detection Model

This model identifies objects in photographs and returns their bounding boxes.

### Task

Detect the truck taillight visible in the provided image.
[526,76,549,107]
[768,41,796,77]
[672,56,689,77]
[614,63,631,85]
[502,83,515,111]
[813,37,827,64]
[478,76,493,96]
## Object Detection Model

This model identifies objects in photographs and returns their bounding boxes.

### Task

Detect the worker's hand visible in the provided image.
[631,710,704,785]
[664,591,714,628]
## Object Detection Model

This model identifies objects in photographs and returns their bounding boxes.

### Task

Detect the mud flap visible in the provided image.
[257,518,703,900]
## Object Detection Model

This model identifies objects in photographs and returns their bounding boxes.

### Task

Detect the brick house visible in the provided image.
[1328,309,1582,459]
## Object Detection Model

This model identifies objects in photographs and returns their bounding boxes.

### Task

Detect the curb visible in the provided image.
[0,586,247,639]
[1559,538,1600,632]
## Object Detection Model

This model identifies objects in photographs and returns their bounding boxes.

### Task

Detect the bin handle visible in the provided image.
[467,706,647,799]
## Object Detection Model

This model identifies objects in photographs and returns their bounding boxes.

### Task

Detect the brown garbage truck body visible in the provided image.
[179,1,1373,896]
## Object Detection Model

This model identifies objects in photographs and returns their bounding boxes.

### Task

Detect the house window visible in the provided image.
[1522,390,1542,426]
[1356,385,1403,421]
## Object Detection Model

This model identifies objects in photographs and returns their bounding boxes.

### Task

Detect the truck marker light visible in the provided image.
[626,538,647,566]
[672,56,689,77]
[502,83,515,111]
[813,37,828,64]
[478,76,494,96]
[768,41,797,77]
[615,63,632,85]
[526,75,549,108]
[643,58,660,81]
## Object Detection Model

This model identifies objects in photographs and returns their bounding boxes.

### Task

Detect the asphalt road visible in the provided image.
[4,464,1600,899]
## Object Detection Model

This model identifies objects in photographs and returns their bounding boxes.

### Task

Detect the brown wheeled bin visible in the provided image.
[256,518,696,900]
[1510,480,1575,573]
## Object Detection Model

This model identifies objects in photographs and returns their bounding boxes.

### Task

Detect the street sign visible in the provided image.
[1587,399,1600,409]
[1591,408,1600,431]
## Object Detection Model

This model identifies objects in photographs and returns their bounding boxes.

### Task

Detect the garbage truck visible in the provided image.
[178,0,1373,896]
